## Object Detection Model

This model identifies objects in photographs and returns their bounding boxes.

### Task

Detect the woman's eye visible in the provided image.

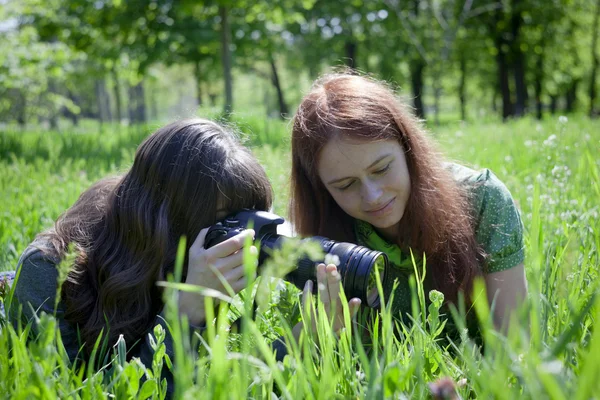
[374,164,391,175]
[337,181,354,191]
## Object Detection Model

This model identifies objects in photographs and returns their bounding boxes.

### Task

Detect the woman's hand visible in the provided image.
[178,227,257,325]
[292,263,362,341]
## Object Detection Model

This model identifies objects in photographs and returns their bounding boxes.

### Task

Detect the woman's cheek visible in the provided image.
[337,194,360,218]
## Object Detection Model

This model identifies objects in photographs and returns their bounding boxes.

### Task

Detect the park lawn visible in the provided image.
[0,115,599,398]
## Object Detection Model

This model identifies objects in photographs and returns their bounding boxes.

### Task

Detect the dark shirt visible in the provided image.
[11,242,180,397]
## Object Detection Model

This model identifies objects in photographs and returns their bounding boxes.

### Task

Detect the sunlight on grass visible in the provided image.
[1,116,599,398]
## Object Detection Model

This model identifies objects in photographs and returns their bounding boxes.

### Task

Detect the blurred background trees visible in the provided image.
[0,0,598,128]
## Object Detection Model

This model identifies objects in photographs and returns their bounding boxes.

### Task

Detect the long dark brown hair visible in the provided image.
[38,119,273,354]
[290,73,484,303]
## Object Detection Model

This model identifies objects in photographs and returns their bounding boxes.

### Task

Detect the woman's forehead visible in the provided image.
[318,137,402,175]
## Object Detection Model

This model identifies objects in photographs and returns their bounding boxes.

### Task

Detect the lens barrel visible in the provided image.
[204,210,388,308]
[261,236,387,308]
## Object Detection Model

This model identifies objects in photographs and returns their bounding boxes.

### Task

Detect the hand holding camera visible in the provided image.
[204,209,388,308]
[178,227,257,326]
[297,263,363,337]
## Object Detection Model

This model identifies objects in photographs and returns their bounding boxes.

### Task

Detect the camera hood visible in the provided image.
[225,209,285,239]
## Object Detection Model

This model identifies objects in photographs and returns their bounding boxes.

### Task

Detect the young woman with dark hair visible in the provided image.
[289,73,527,336]
[11,118,273,393]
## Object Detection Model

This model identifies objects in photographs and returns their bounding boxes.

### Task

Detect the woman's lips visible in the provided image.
[365,197,396,217]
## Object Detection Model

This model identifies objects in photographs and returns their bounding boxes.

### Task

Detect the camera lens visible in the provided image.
[204,210,388,308]
[278,237,388,308]
[326,242,387,308]
[366,253,386,307]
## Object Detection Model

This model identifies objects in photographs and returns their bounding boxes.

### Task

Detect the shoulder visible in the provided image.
[445,162,514,218]
[445,162,505,190]
[445,162,525,273]
[16,240,61,279]
[13,240,62,315]
[11,240,84,362]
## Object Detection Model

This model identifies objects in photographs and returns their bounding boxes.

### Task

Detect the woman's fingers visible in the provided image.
[349,298,362,319]
[208,229,255,258]
[302,279,314,308]
[316,263,329,307]
[215,245,257,292]
[325,264,341,310]
[187,229,257,296]
[221,264,246,282]
[190,227,210,253]
[230,278,248,293]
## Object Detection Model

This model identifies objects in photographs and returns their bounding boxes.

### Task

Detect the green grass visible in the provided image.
[0,115,599,398]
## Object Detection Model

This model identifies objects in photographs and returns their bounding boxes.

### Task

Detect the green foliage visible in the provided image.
[0,1,82,125]
[2,0,599,125]
[0,116,599,398]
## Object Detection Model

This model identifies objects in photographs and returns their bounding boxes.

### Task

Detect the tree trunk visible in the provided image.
[534,50,544,120]
[48,79,59,130]
[128,84,136,124]
[459,54,467,121]
[269,54,289,119]
[128,82,146,124]
[565,79,579,113]
[14,89,26,127]
[590,0,600,117]
[495,37,513,120]
[209,93,217,107]
[550,95,557,114]
[135,81,146,123]
[513,50,527,116]
[433,82,441,126]
[511,0,527,117]
[220,5,233,116]
[344,40,357,69]
[95,79,107,123]
[67,89,80,126]
[194,61,204,107]
[111,68,122,124]
[410,60,426,119]
[150,87,158,122]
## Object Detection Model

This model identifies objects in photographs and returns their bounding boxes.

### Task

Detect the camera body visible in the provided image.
[204,209,387,308]
[204,209,284,264]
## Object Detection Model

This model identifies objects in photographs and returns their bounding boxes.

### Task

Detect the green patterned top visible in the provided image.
[354,163,525,315]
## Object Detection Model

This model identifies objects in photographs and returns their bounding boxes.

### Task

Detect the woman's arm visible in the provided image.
[11,246,82,362]
[484,263,527,333]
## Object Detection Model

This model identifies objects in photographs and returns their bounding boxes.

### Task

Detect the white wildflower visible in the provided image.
[324,253,341,266]
[551,165,562,176]
[543,134,557,147]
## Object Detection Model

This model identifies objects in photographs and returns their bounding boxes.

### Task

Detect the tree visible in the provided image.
[0,0,80,127]
[590,0,600,117]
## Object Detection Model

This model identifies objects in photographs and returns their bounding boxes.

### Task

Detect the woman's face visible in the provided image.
[317,137,411,240]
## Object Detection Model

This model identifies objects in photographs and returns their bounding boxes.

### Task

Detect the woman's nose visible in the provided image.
[361,181,383,204]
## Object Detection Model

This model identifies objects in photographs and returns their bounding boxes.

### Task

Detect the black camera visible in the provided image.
[204,209,388,307]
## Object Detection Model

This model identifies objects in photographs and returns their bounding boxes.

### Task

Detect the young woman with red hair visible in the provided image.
[289,73,527,337]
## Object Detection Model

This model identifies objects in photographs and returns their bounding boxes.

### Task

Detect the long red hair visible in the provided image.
[290,73,484,303]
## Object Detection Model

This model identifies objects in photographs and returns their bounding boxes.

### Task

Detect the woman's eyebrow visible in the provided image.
[327,154,393,185]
